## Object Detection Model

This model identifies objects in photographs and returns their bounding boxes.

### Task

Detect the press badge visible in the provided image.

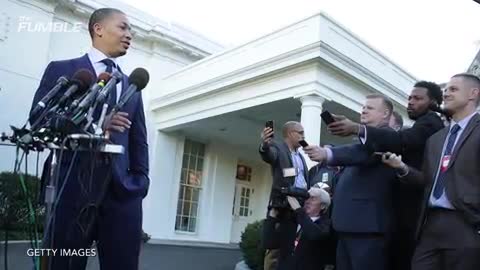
[441,155,450,172]
[283,167,297,177]
[322,173,329,183]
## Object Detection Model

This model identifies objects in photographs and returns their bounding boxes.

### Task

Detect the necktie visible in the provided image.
[101,58,116,73]
[432,124,461,199]
[100,59,119,105]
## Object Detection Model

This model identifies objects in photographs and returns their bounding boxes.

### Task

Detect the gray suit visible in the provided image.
[402,113,480,270]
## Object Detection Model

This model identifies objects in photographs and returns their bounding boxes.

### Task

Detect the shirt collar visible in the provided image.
[87,47,118,66]
[450,112,478,132]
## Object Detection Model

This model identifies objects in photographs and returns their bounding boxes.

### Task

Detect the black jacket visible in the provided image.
[262,208,332,270]
[259,140,310,204]
[363,111,444,230]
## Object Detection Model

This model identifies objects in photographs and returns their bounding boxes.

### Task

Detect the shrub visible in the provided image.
[0,171,43,240]
[239,220,265,270]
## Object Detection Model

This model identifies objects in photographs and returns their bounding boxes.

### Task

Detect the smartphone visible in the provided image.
[373,152,391,159]
[321,111,336,125]
[265,120,274,138]
[299,140,309,147]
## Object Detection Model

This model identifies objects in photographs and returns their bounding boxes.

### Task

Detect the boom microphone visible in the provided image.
[112,68,149,113]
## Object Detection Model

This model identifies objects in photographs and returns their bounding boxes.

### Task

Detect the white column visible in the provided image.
[299,95,325,169]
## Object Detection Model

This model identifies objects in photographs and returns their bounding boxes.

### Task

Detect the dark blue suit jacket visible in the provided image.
[329,143,396,234]
[30,54,149,199]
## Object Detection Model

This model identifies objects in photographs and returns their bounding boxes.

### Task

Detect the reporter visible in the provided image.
[262,188,332,270]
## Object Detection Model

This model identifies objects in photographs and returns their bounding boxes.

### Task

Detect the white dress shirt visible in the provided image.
[87,47,123,103]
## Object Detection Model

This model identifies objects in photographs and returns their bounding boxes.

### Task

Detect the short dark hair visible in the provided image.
[451,73,480,89]
[413,81,443,105]
[452,73,480,105]
[391,111,403,129]
[88,8,125,39]
[366,94,393,117]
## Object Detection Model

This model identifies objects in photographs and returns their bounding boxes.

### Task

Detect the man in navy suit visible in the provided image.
[29,8,148,270]
[304,94,398,270]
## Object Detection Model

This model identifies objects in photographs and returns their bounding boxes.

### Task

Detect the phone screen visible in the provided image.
[321,111,335,125]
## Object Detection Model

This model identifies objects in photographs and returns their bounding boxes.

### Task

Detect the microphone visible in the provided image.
[112,68,149,113]
[30,76,69,118]
[93,70,123,105]
[68,72,111,113]
[48,69,94,113]
[72,72,115,116]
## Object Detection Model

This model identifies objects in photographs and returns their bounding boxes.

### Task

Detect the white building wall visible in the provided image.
[0,0,216,174]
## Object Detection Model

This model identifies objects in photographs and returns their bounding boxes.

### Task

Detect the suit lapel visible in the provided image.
[75,54,97,81]
[447,113,480,169]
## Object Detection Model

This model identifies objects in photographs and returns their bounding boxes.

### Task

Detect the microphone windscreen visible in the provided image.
[71,69,95,91]
[128,68,149,91]
[97,72,112,83]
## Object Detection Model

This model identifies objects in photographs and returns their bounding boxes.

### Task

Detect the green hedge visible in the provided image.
[239,220,265,270]
[0,171,44,241]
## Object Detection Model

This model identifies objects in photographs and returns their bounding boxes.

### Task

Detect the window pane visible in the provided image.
[191,143,198,156]
[183,201,191,216]
[198,144,205,156]
[191,203,198,217]
[180,169,187,184]
[192,189,199,201]
[185,186,192,201]
[189,218,196,232]
[184,140,191,154]
[177,200,183,215]
[175,216,181,230]
[197,158,203,171]
[246,189,250,197]
[178,186,184,200]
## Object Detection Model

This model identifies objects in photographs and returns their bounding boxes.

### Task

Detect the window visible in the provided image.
[239,187,251,217]
[175,139,205,232]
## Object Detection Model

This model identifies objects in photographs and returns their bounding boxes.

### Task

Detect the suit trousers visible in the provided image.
[412,208,480,270]
[336,233,389,270]
[43,152,143,270]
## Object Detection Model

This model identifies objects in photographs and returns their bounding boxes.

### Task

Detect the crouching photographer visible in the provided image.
[262,187,332,270]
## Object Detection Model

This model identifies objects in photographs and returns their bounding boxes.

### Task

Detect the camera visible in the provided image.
[269,186,310,209]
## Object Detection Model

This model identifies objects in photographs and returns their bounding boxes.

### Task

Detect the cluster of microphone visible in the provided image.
[6,67,150,150]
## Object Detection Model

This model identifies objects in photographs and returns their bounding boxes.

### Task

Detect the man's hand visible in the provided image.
[268,208,279,218]
[261,127,274,145]
[381,152,405,169]
[303,145,327,162]
[103,112,131,136]
[327,114,360,137]
[287,196,301,210]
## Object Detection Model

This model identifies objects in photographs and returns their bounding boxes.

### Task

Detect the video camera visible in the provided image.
[269,186,310,209]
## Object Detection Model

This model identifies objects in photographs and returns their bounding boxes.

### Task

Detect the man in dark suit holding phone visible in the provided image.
[323,81,445,270]
[383,73,480,270]
[304,94,398,270]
